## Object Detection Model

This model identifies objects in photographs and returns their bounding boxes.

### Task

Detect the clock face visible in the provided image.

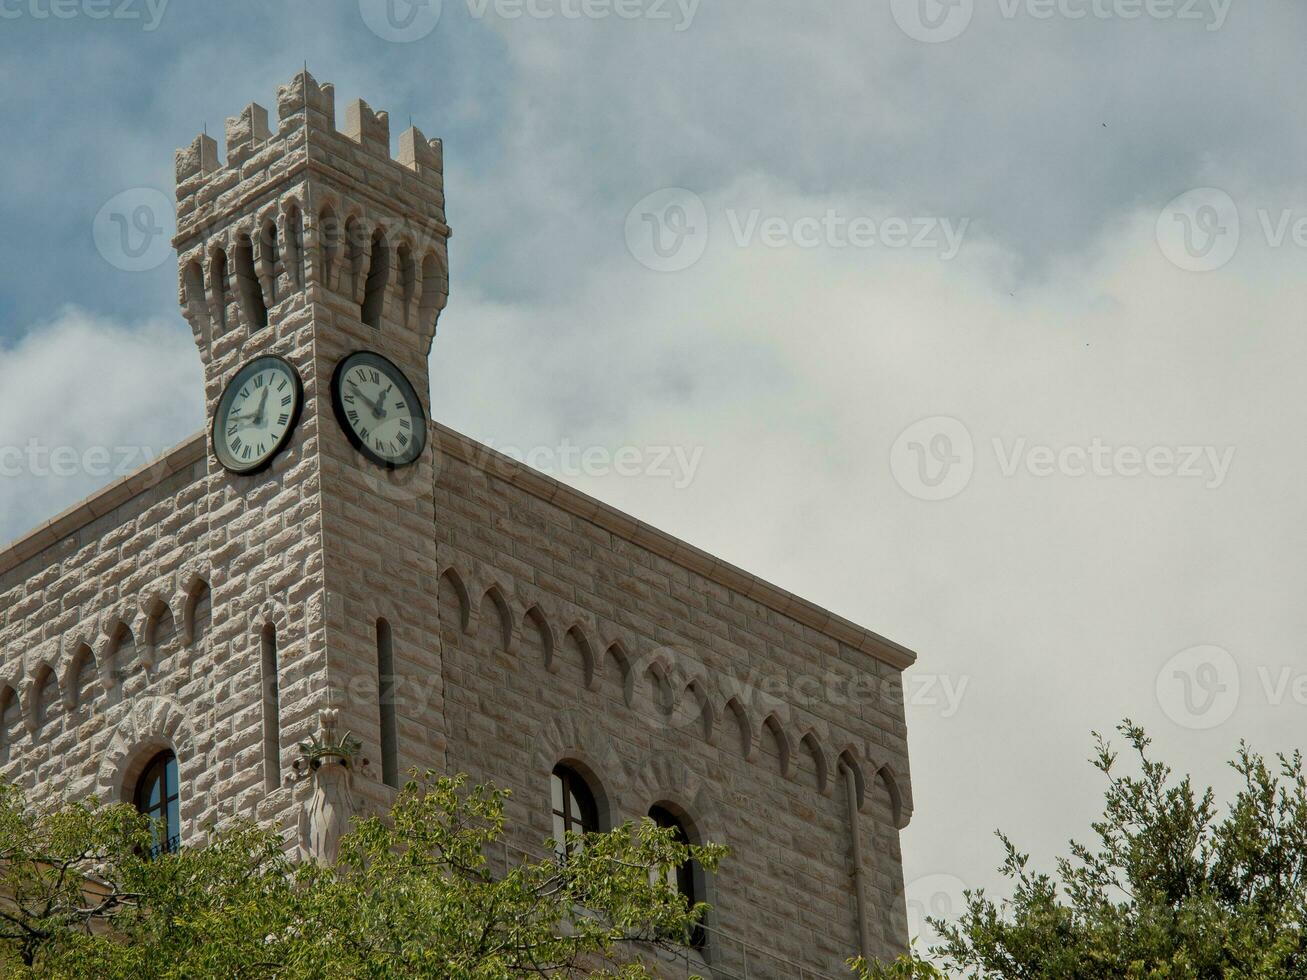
[330,350,427,468]
[211,355,304,475]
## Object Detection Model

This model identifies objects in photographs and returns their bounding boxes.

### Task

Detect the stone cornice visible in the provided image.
[429,422,918,672]
[0,434,206,579]
[0,424,918,672]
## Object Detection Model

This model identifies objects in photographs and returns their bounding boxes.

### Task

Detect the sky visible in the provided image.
[3,0,1307,958]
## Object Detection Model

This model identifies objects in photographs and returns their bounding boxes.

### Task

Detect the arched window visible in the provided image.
[551,764,599,858]
[134,750,180,857]
[649,805,705,949]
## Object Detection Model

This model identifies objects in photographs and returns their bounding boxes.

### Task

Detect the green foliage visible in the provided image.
[881,723,1307,979]
[0,772,725,979]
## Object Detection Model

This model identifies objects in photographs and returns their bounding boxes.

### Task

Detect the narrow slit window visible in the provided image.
[261,625,281,792]
[377,619,398,788]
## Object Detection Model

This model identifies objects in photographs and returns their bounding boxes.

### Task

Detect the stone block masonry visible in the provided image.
[0,68,916,977]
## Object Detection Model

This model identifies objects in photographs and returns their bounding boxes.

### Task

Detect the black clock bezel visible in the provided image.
[330,349,428,469]
[210,354,305,476]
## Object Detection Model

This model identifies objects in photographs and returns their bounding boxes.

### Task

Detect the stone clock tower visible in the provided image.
[1,68,918,976]
[173,68,450,823]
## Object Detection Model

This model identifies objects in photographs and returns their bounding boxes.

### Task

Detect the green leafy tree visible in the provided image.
[0,773,725,979]
[867,723,1307,979]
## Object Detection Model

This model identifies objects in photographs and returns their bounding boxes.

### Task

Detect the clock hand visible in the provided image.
[348,382,383,419]
[253,388,270,427]
[374,384,393,419]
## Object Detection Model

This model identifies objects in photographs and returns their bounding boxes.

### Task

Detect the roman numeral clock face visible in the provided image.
[211,355,304,475]
[330,351,427,468]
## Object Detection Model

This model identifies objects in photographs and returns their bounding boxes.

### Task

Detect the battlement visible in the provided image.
[174,69,445,234]
[172,69,450,365]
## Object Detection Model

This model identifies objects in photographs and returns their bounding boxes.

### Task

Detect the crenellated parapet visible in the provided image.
[172,69,450,365]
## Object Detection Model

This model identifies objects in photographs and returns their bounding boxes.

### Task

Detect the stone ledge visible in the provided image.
[429,422,918,672]
[0,423,918,672]
[0,434,207,579]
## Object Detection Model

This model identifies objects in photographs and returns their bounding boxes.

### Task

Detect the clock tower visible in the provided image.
[173,69,450,821]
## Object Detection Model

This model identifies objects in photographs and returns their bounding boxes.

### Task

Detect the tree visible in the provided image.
[0,773,725,979]
[864,722,1307,979]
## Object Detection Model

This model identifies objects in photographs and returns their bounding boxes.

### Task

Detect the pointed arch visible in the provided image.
[681,679,716,743]
[345,215,369,304]
[522,605,555,672]
[760,714,793,779]
[25,664,59,734]
[600,640,631,692]
[259,216,280,305]
[723,696,756,761]
[437,568,471,634]
[838,750,866,811]
[479,585,514,651]
[0,684,21,762]
[283,200,305,289]
[208,247,229,334]
[561,624,596,689]
[419,250,447,337]
[233,231,268,331]
[182,259,211,345]
[316,202,341,289]
[396,241,416,326]
[876,764,911,830]
[139,594,173,670]
[181,576,211,645]
[62,643,96,711]
[361,226,390,328]
[798,730,831,795]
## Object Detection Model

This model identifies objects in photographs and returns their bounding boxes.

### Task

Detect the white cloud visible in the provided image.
[0,308,201,544]
[431,176,1307,938]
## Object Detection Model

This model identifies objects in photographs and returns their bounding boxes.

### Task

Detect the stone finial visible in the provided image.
[224,102,272,168]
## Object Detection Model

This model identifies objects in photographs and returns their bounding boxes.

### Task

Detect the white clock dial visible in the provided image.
[331,351,426,468]
[212,356,303,475]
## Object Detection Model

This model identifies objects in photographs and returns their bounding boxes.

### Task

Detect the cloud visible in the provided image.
[0,308,201,544]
